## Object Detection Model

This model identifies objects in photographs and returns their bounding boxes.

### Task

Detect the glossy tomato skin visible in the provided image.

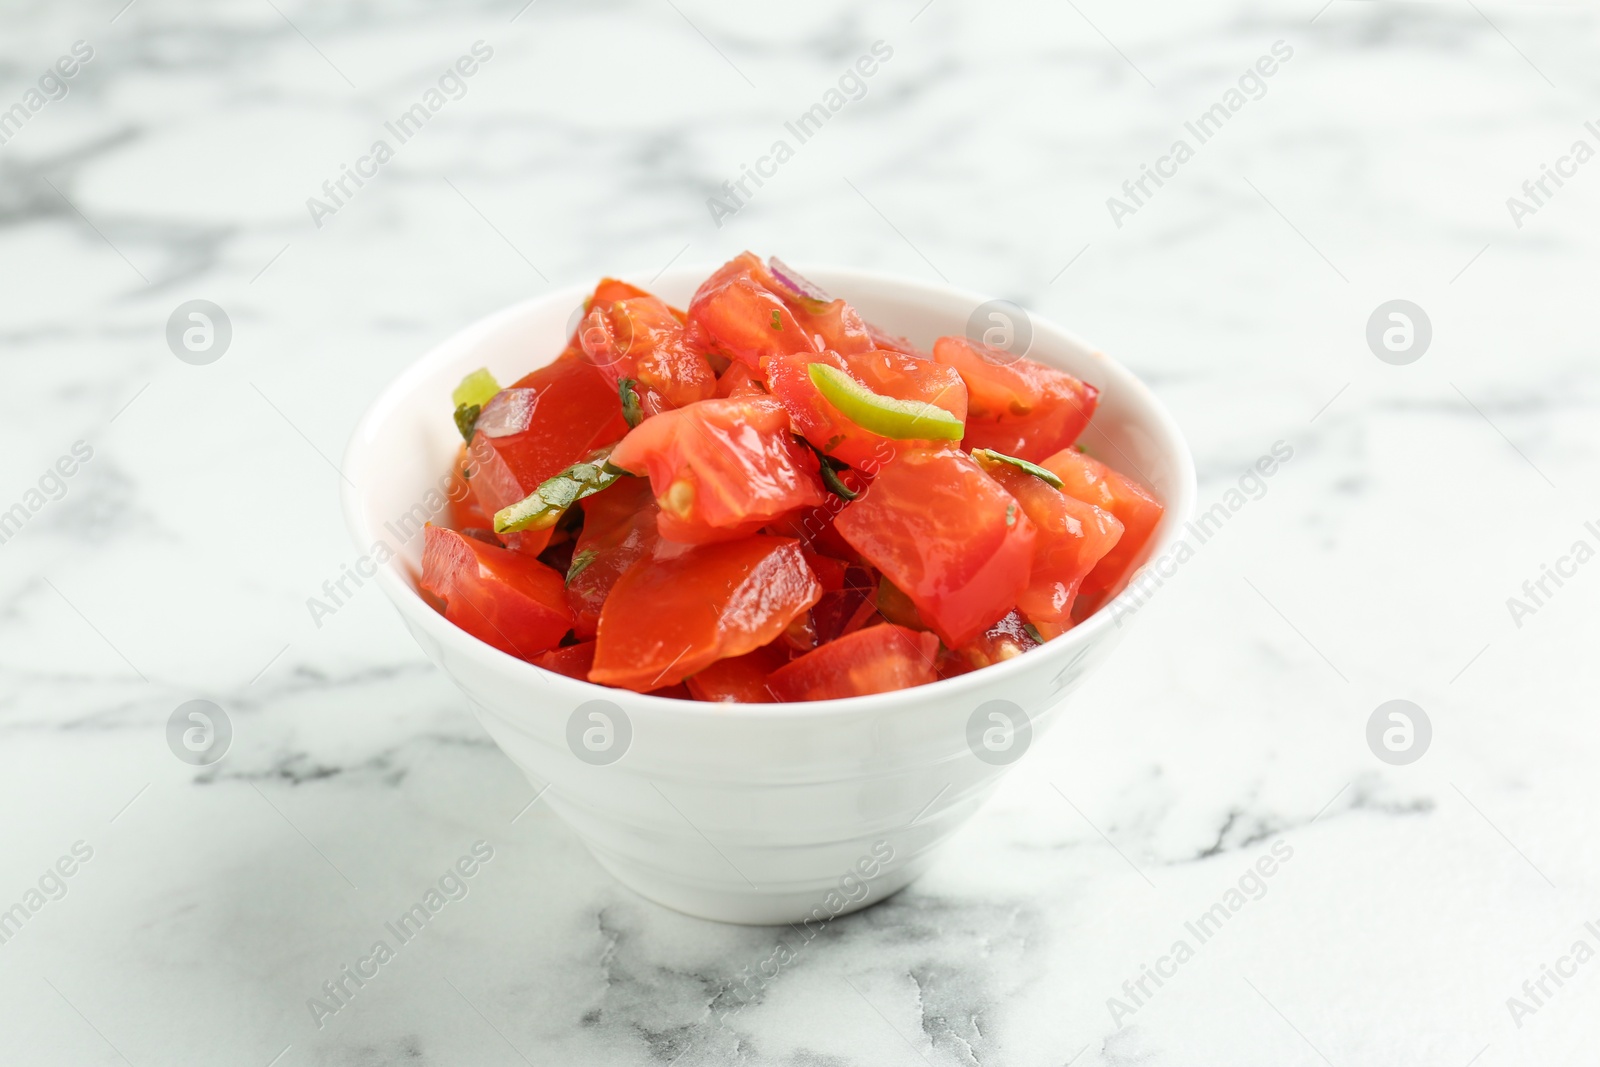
[932,336,1099,461]
[534,641,596,681]
[937,609,1041,678]
[590,536,822,692]
[807,563,877,645]
[715,359,767,398]
[765,348,967,471]
[833,447,1036,647]
[766,624,939,701]
[579,285,716,411]
[608,395,827,544]
[420,525,573,661]
[684,643,790,703]
[978,459,1124,624]
[1041,447,1165,611]
[467,348,631,518]
[446,444,493,532]
[685,254,819,368]
[565,478,659,640]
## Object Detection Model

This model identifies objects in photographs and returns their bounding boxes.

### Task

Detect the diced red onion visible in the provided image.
[475,388,539,437]
[768,257,830,302]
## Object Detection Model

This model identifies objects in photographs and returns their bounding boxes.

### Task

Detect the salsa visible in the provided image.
[419,254,1164,701]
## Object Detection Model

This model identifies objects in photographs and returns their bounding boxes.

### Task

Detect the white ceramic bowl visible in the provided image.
[341,265,1194,924]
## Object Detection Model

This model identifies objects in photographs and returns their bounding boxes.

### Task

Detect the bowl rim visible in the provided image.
[341,262,1197,719]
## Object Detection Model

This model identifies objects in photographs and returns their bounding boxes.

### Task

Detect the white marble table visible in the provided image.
[3,0,1598,1063]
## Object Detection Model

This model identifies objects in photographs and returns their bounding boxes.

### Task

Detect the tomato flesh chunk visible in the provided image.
[590,536,822,691]
[467,349,630,518]
[932,336,1098,461]
[608,395,827,544]
[938,609,1041,678]
[421,525,573,660]
[685,254,819,367]
[715,359,767,399]
[446,444,492,533]
[766,624,939,701]
[685,643,790,703]
[977,457,1124,624]
[766,348,967,471]
[1040,447,1164,609]
[834,447,1036,647]
[534,641,596,681]
[578,282,716,411]
[565,478,659,640]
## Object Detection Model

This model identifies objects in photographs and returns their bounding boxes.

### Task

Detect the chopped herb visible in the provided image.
[566,547,598,585]
[619,378,644,428]
[453,403,481,443]
[1005,500,1017,527]
[808,363,964,441]
[819,463,857,500]
[770,309,782,330]
[451,368,501,410]
[971,448,1064,489]
[796,436,859,500]
[1023,622,1044,644]
[495,449,630,533]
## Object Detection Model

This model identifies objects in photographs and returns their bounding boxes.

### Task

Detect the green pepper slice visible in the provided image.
[494,449,629,533]
[806,363,964,441]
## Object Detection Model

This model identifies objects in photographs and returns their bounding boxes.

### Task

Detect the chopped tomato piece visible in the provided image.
[685,254,819,367]
[976,455,1124,624]
[766,255,912,356]
[833,447,1036,647]
[932,336,1099,461]
[578,284,716,411]
[803,553,851,591]
[446,444,492,531]
[874,576,927,631]
[810,564,878,645]
[608,395,827,543]
[766,349,967,471]
[763,498,860,560]
[534,641,596,681]
[937,609,1041,678]
[684,643,790,703]
[1040,447,1164,609]
[421,525,573,660]
[715,359,767,398]
[467,349,630,518]
[766,624,939,701]
[565,478,659,640]
[590,536,822,691]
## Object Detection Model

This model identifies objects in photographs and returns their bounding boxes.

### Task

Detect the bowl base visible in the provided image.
[587,847,940,925]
